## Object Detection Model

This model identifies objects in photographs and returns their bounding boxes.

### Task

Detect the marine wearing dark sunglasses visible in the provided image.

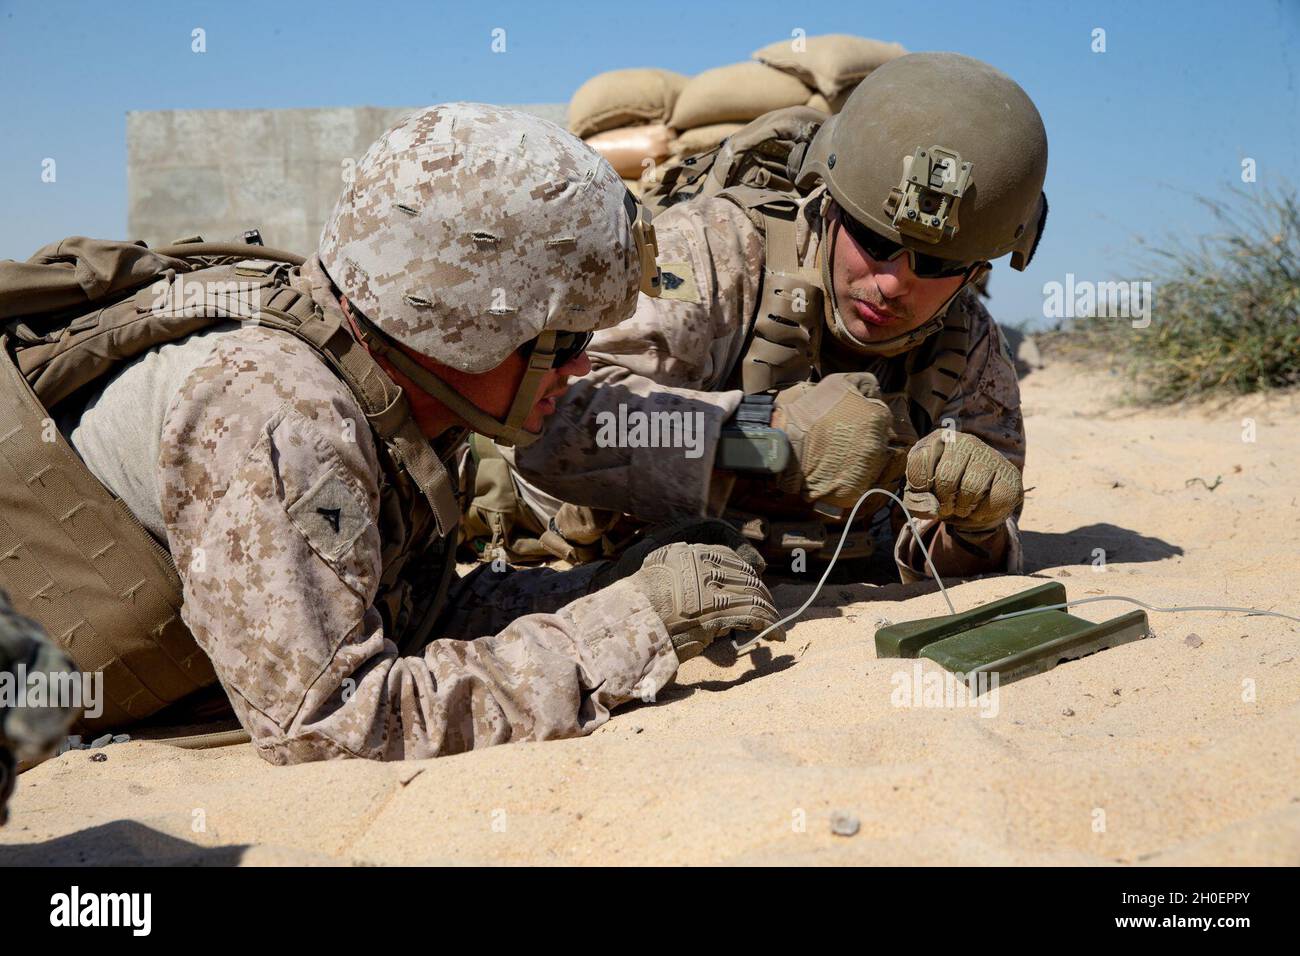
[487,52,1047,588]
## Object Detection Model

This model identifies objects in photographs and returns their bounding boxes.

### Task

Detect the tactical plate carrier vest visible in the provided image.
[714,184,972,432]
[646,109,974,559]
[0,238,461,731]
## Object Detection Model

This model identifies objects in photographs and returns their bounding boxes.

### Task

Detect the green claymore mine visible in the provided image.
[874,582,1150,685]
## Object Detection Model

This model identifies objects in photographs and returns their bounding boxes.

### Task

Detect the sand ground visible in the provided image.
[3,360,1297,866]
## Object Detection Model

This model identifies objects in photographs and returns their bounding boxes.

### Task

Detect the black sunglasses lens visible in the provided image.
[910,253,971,279]
[553,331,593,365]
[841,213,902,260]
[841,212,970,279]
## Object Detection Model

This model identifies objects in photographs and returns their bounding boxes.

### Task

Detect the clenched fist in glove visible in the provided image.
[594,517,766,592]
[629,543,782,662]
[772,372,908,508]
[902,431,1023,533]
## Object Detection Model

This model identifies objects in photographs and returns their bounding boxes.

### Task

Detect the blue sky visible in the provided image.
[2,0,1297,325]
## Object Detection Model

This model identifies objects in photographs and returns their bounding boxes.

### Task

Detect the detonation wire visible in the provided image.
[733,488,954,654]
[733,487,1300,654]
[988,597,1300,626]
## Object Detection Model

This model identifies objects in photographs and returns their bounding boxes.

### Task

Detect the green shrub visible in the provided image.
[1053,187,1300,403]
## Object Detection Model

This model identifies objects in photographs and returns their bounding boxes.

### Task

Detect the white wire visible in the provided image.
[731,488,1300,655]
[989,596,1300,626]
[732,488,955,654]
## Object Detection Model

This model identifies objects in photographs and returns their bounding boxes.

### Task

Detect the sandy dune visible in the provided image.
[3,361,1298,866]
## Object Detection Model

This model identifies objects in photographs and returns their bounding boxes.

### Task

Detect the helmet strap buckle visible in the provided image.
[497,330,559,447]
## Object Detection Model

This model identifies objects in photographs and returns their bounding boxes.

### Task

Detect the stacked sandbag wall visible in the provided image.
[567,35,906,194]
[568,68,686,195]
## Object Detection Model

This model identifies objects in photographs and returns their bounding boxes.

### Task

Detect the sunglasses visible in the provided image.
[552,330,593,366]
[838,210,977,279]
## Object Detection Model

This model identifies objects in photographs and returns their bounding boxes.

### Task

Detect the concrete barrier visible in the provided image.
[128,104,567,256]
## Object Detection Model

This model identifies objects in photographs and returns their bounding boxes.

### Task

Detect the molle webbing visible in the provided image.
[1,335,215,729]
[639,106,827,218]
[899,307,972,435]
[717,186,825,395]
[0,241,460,729]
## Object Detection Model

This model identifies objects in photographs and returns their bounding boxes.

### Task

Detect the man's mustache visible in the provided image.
[847,287,914,323]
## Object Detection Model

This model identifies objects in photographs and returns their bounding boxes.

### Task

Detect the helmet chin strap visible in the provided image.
[818,205,988,359]
[353,313,559,448]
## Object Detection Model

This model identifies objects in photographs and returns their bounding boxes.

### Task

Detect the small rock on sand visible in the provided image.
[830,811,860,837]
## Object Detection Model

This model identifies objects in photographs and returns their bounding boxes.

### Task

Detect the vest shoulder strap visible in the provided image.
[717,186,826,394]
[716,185,819,282]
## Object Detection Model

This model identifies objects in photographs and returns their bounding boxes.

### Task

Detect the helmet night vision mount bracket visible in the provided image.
[883,146,973,244]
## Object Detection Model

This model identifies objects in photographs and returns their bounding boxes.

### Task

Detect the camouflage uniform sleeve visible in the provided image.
[894,293,1027,580]
[513,197,766,521]
[939,294,1026,473]
[434,560,609,641]
[159,327,677,764]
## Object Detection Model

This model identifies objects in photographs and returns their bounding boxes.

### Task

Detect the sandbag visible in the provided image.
[669,62,810,130]
[568,68,688,138]
[671,122,744,157]
[828,85,857,113]
[585,123,672,179]
[753,33,906,98]
[805,84,858,114]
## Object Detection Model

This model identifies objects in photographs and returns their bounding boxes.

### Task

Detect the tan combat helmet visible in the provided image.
[801,52,1049,356]
[320,102,660,446]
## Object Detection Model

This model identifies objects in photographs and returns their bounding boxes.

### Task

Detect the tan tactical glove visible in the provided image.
[773,372,902,508]
[593,517,766,591]
[902,431,1023,533]
[629,542,782,662]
